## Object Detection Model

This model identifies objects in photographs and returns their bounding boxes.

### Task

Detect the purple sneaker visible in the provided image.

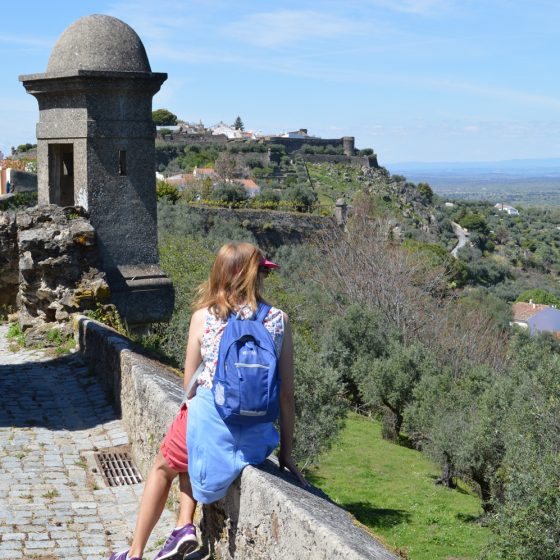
[154,523,198,559]
[109,551,142,560]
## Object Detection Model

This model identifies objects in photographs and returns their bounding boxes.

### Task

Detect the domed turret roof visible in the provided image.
[47,14,151,74]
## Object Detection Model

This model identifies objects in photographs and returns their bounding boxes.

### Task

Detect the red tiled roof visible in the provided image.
[194,167,216,176]
[238,179,259,190]
[166,174,195,185]
[512,302,550,322]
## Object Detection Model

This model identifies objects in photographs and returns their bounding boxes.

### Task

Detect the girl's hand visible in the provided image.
[278,452,310,488]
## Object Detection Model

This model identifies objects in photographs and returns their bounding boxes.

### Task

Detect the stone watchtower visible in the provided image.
[20,14,173,325]
[342,136,355,157]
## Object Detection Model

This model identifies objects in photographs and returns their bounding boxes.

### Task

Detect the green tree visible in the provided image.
[152,108,178,126]
[322,305,390,404]
[459,213,489,234]
[354,339,437,441]
[16,143,36,153]
[282,184,317,212]
[405,363,506,509]
[417,182,434,203]
[233,116,244,131]
[292,336,347,468]
[515,288,560,306]
[211,183,248,204]
[255,188,281,209]
[490,332,560,559]
[156,180,180,204]
[200,177,213,200]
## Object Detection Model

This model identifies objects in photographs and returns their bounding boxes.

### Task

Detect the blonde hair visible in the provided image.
[193,242,266,320]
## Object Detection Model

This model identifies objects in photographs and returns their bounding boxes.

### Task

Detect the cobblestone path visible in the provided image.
[0,325,176,560]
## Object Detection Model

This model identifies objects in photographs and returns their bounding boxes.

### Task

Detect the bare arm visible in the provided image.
[183,308,206,396]
[277,313,309,487]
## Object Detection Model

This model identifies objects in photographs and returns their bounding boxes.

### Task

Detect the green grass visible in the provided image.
[308,413,493,560]
[6,322,25,347]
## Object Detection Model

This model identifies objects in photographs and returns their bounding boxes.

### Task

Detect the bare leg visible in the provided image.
[128,452,178,558]
[177,472,197,527]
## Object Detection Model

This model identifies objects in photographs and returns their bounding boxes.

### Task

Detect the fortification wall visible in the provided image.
[75,316,398,560]
[266,136,345,154]
[156,134,228,146]
[181,204,334,249]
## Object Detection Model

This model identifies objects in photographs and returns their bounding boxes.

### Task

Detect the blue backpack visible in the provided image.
[212,302,280,425]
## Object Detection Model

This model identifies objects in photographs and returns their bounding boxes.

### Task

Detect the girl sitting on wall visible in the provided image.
[109,241,307,560]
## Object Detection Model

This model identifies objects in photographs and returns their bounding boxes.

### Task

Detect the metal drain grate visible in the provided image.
[94,447,143,487]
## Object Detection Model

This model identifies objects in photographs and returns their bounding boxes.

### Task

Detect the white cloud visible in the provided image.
[225,10,369,47]
[419,77,560,111]
[366,0,454,14]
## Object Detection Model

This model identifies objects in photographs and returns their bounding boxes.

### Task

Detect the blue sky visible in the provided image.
[1,0,559,164]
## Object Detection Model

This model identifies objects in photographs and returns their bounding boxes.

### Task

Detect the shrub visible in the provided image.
[292,336,347,468]
[282,184,317,212]
[211,183,248,204]
[515,288,560,306]
[156,180,180,204]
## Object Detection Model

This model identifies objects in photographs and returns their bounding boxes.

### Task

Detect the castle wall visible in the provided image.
[179,204,334,249]
[301,154,378,168]
[156,133,228,146]
[265,136,345,154]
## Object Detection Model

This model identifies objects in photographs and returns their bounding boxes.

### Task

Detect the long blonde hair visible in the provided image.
[193,242,266,320]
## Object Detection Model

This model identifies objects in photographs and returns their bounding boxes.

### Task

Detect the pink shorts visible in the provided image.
[160,403,189,473]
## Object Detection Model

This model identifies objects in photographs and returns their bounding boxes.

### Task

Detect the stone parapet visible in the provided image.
[75,315,399,560]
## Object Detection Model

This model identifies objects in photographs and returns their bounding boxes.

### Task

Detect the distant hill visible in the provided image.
[385,158,560,206]
[386,157,560,174]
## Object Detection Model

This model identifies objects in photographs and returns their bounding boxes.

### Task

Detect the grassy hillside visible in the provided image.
[308,413,493,560]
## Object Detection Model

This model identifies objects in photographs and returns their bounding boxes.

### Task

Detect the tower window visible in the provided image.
[48,143,74,206]
[118,150,127,176]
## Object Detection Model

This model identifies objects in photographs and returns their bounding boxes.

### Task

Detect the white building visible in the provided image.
[495,203,519,216]
[210,122,243,139]
[279,128,311,139]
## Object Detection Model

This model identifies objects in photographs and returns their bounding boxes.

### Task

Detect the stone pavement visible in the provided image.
[0,325,176,560]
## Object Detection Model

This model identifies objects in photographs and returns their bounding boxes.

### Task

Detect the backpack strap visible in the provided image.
[255,302,272,323]
[184,361,205,401]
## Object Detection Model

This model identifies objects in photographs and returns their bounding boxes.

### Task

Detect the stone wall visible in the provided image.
[10,170,38,193]
[182,204,335,249]
[15,205,108,330]
[0,205,109,333]
[0,211,18,309]
[266,136,346,154]
[75,315,399,560]
[156,134,228,146]
[301,154,379,168]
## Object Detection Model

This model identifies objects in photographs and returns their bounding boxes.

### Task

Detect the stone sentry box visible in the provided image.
[19,14,173,325]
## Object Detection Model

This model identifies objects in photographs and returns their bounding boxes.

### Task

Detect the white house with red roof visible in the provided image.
[210,122,242,139]
[512,301,549,328]
[237,179,260,197]
[495,203,519,216]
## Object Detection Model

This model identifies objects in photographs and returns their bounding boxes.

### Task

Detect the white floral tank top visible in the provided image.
[197,304,285,389]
